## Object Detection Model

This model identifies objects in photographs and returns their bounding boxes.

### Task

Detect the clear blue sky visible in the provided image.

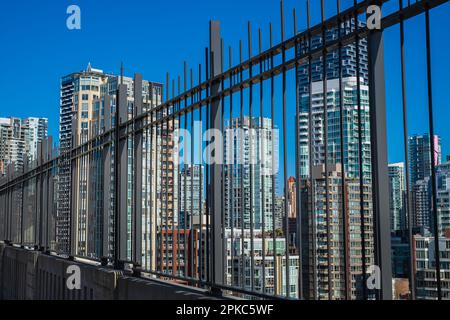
[0,0,448,179]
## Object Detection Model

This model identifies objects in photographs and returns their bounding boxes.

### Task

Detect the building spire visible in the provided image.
[87,62,92,72]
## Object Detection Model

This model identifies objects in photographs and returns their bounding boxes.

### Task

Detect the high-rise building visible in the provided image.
[408,134,442,188]
[222,116,292,296]
[301,164,374,300]
[411,157,450,300]
[57,64,107,254]
[274,196,285,233]
[298,77,372,180]
[298,19,369,96]
[297,18,373,299]
[407,132,442,234]
[158,164,204,277]
[436,160,450,235]
[156,228,200,278]
[57,64,164,258]
[389,163,406,232]
[414,233,450,300]
[412,177,432,232]
[298,77,373,300]
[151,118,179,271]
[179,165,204,229]
[225,230,300,298]
[0,118,27,174]
[223,117,278,232]
[0,117,48,174]
[22,117,48,162]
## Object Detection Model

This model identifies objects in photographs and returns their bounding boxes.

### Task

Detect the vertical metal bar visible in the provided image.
[150,109,157,271]
[86,135,93,257]
[239,39,245,290]
[269,21,278,297]
[220,37,227,285]
[47,137,54,251]
[425,5,442,300]
[398,0,415,299]
[281,0,290,297]
[6,165,12,243]
[164,103,169,274]
[183,112,188,277]
[337,0,351,300]
[306,0,317,299]
[205,46,211,284]
[353,0,367,299]
[367,10,393,300]
[248,20,255,294]
[259,27,267,296]
[1,188,3,241]
[194,75,199,280]
[3,186,5,242]
[158,113,164,274]
[321,0,333,300]
[164,105,169,275]
[70,121,77,256]
[149,108,155,273]
[103,95,112,259]
[46,138,53,250]
[209,20,224,291]
[294,15,303,300]
[173,96,178,277]
[6,168,10,243]
[178,66,186,277]
[280,0,290,298]
[1,189,4,241]
[181,67,186,277]
[115,83,128,266]
[133,74,143,266]
[155,114,161,273]
[38,142,44,248]
[176,104,181,277]
[198,64,204,280]
[190,95,195,278]
[20,155,26,246]
[228,45,235,289]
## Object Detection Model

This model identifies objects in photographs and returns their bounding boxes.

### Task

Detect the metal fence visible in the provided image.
[0,0,449,300]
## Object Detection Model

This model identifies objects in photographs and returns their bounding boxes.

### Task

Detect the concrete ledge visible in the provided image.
[0,244,39,300]
[35,253,119,300]
[116,276,219,300]
[0,243,220,300]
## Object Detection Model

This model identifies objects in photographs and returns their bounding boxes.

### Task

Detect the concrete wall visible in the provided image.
[0,243,39,299]
[0,243,217,300]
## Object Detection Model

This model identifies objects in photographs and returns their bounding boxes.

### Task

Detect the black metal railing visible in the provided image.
[0,0,449,300]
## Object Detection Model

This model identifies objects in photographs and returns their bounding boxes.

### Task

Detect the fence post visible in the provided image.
[133,73,143,268]
[208,20,224,291]
[114,82,129,267]
[103,95,112,260]
[368,25,393,300]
